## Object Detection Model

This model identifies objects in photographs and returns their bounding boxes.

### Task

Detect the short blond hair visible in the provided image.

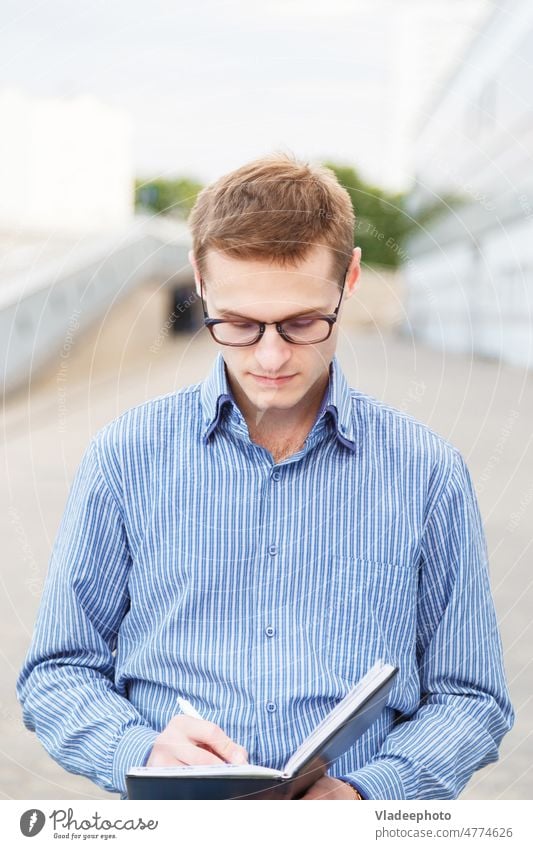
[188,152,355,286]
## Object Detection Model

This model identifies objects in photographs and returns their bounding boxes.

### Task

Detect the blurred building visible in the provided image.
[0,88,133,234]
[0,89,192,396]
[404,0,533,369]
[355,0,491,191]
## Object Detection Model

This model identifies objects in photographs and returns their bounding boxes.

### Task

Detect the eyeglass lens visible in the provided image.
[211,317,332,345]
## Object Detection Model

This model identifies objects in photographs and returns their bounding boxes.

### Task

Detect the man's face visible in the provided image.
[190,244,360,422]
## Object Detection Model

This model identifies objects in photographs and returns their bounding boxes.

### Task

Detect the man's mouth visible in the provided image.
[250,373,296,386]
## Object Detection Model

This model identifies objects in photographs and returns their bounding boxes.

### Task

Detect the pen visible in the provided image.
[177,696,249,765]
[177,696,203,719]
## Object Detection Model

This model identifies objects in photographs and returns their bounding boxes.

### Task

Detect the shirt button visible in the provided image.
[265,625,276,637]
[266,702,277,713]
[268,544,278,556]
[271,471,281,481]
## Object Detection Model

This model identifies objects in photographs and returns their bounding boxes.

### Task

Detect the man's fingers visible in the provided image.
[170,742,228,766]
[180,717,248,764]
[148,716,249,770]
[147,742,227,767]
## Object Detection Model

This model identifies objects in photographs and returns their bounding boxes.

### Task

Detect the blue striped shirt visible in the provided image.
[16,353,514,799]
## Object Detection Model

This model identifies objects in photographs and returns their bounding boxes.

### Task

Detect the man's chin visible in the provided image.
[247,389,300,411]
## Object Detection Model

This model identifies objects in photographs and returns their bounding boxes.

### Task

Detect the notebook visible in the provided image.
[126,660,398,799]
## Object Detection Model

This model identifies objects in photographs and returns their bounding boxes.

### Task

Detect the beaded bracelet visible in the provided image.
[346,783,362,799]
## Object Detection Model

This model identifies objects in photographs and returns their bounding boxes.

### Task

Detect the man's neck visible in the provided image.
[226,368,330,445]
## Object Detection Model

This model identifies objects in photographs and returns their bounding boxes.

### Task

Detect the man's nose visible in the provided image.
[253,324,292,372]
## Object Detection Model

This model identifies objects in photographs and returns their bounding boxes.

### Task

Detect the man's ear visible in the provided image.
[344,247,362,300]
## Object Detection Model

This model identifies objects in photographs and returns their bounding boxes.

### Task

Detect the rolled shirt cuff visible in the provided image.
[339,759,409,800]
[112,725,159,796]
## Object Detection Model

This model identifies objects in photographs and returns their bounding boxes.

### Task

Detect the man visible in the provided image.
[17,154,513,800]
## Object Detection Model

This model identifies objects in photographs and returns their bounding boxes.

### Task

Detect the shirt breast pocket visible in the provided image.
[321,556,417,682]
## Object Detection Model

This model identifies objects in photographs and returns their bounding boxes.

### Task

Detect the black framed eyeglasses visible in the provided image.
[199,262,351,347]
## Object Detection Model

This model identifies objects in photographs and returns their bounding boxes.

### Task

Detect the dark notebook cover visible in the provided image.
[126,661,398,800]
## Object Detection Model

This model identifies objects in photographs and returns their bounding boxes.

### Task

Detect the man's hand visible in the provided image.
[146,715,248,767]
[299,776,360,800]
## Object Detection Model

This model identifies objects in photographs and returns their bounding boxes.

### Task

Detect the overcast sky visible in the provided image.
[0,0,491,188]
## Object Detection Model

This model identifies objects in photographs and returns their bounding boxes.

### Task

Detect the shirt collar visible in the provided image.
[200,352,356,451]
[200,353,235,443]
[315,356,357,452]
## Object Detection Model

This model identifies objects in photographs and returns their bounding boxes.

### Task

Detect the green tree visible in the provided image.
[323,162,411,267]
[324,162,462,267]
[135,177,203,219]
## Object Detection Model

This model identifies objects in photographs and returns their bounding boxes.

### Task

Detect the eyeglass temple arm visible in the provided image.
[333,261,352,315]
[199,276,209,318]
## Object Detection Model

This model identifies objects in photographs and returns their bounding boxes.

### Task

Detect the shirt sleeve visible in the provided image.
[16,436,158,796]
[339,449,514,799]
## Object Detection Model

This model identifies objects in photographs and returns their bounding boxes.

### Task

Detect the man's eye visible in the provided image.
[230,321,257,330]
[285,318,315,329]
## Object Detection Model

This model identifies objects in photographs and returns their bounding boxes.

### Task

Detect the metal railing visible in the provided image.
[1,216,192,396]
